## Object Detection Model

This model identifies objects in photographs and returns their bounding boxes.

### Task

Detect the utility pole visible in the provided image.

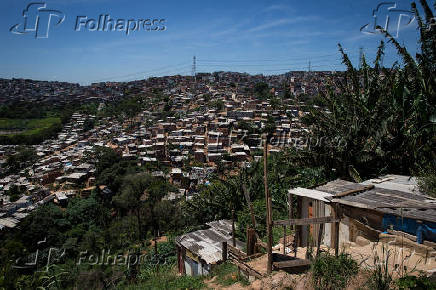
[264,135,273,274]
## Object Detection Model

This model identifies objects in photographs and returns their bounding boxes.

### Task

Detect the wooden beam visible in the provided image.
[222,242,227,262]
[227,244,247,260]
[335,185,374,197]
[283,225,286,254]
[272,259,311,269]
[331,204,341,257]
[274,216,339,226]
[232,259,264,279]
[316,223,324,258]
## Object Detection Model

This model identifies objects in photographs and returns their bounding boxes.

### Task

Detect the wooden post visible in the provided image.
[264,136,273,274]
[331,203,340,257]
[247,227,256,256]
[288,192,293,230]
[283,225,286,254]
[222,241,228,262]
[316,223,324,258]
[232,209,236,247]
[243,183,257,229]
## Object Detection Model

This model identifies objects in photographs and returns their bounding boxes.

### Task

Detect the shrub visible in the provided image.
[397,275,436,290]
[311,252,359,290]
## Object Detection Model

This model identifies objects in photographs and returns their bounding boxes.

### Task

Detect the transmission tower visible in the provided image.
[192,56,196,81]
[359,47,364,69]
[308,60,311,72]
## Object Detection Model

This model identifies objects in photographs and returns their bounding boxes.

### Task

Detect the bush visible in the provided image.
[397,275,436,290]
[311,252,359,290]
[210,262,248,287]
[417,166,436,198]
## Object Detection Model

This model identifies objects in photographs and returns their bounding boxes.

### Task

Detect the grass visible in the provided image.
[210,262,249,287]
[0,117,62,144]
[311,252,359,290]
[124,265,205,290]
[0,117,61,135]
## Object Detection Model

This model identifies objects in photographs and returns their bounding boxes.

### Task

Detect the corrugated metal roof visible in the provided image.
[176,219,243,264]
[288,187,333,202]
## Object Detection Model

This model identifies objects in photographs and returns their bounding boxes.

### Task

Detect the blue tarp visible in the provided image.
[382,214,436,244]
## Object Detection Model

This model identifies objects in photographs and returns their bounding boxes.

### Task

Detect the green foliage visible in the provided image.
[7,185,26,202]
[131,265,205,290]
[311,252,359,290]
[396,275,436,290]
[184,151,331,242]
[209,99,224,111]
[83,118,95,132]
[366,245,393,290]
[5,146,37,175]
[210,262,249,287]
[0,117,62,145]
[303,0,435,180]
[417,166,436,197]
[254,82,270,99]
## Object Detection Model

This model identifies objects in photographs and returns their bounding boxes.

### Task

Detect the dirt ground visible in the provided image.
[219,235,436,289]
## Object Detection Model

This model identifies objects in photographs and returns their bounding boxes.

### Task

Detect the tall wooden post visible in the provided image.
[264,136,273,274]
[283,225,286,254]
[246,227,256,256]
[222,241,228,261]
[331,203,340,257]
[232,209,236,247]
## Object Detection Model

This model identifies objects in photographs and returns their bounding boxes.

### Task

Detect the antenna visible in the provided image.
[308,60,311,72]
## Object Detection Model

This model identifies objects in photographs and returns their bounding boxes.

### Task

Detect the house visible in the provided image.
[290,175,436,251]
[175,220,244,276]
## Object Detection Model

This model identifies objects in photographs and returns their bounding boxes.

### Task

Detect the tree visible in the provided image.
[302,0,435,179]
[5,147,37,175]
[254,82,269,99]
[112,173,174,246]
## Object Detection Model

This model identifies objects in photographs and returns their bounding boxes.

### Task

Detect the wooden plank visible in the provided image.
[335,185,374,197]
[242,253,264,262]
[232,259,264,279]
[228,244,247,260]
[351,218,381,241]
[272,259,311,269]
[274,216,339,226]
[331,198,375,209]
[387,229,417,242]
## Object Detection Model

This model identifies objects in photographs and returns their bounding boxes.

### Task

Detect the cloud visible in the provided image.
[247,16,318,33]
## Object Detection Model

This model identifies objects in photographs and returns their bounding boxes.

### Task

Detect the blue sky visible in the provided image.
[1,0,422,84]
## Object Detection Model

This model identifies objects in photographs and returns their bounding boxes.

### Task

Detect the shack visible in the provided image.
[175,220,244,276]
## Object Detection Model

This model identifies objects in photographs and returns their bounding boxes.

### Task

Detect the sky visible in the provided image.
[0,0,424,85]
